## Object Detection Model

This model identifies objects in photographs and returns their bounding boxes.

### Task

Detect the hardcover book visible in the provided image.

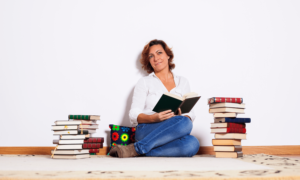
[51,149,89,155]
[214,117,251,123]
[211,127,246,133]
[209,103,245,109]
[51,125,78,130]
[215,133,247,140]
[212,139,241,146]
[53,129,95,135]
[55,121,82,125]
[209,108,245,114]
[68,115,100,120]
[211,123,246,128]
[213,145,242,152]
[53,139,84,144]
[84,137,104,143]
[51,154,90,159]
[213,113,236,118]
[215,151,243,158]
[153,92,201,114]
[208,97,243,104]
[56,143,103,150]
[60,134,90,139]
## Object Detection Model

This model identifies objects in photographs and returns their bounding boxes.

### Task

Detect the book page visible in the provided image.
[183,92,198,99]
[164,92,184,101]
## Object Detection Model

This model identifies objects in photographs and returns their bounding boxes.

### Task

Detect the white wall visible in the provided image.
[1,0,299,147]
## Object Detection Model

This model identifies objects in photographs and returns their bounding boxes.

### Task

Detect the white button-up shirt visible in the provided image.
[129,72,196,126]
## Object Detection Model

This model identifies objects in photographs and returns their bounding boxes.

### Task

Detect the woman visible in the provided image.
[109,39,200,158]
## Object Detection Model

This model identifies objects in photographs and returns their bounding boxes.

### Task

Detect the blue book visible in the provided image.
[214,117,251,123]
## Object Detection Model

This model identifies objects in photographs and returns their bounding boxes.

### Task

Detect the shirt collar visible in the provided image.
[149,72,179,86]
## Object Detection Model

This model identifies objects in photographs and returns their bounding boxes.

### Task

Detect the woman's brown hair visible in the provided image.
[140,39,175,73]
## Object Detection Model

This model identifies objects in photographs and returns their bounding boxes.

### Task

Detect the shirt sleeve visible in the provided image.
[129,78,148,126]
[181,78,196,122]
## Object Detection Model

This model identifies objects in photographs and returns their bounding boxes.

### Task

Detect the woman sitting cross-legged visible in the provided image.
[109,39,200,158]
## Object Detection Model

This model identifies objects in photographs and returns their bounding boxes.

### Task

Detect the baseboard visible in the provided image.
[1,146,299,155]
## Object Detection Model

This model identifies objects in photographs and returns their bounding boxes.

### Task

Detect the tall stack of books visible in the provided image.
[51,115,104,159]
[208,97,251,158]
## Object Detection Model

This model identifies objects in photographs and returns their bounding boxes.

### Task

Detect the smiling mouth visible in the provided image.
[155,62,161,66]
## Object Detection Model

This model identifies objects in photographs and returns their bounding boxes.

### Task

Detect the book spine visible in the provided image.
[225,118,251,123]
[69,115,90,120]
[227,127,246,133]
[89,149,99,153]
[227,123,245,128]
[210,97,243,104]
[82,143,103,149]
[77,130,89,134]
[84,137,104,143]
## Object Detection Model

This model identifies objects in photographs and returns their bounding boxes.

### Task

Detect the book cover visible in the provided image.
[215,151,243,158]
[212,139,241,146]
[211,127,246,133]
[209,103,245,109]
[84,137,104,143]
[82,143,103,149]
[213,145,242,152]
[208,97,243,104]
[214,117,251,123]
[215,133,247,140]
[211,123,246,128]
[213,113,237,118]
[69,115,100,120]
[209,108,245,114]
[153,93,200,114]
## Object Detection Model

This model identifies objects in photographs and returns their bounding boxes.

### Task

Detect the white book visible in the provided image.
[51,149,89,155]
[59,134,90,139]
[53,139,84,144]
[52,154,90,159]
[51,125,78,130]
[57,145,83,150]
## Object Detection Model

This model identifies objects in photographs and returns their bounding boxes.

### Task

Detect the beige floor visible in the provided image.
[0,154,300,180]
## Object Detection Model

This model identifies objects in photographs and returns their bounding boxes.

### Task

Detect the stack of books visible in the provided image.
[208,97,251,158]
[51,115,103,159]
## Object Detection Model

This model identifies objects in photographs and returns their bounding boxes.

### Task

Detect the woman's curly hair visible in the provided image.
[140,39,175,74]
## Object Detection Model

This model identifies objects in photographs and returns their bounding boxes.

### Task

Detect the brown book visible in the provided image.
[212,139,241,146]
[215,133,247,140]
[215,151,243,158]
[214,145,242,152]
[209,103,245,109]
[209,108,245,114]
[213,113,237,118]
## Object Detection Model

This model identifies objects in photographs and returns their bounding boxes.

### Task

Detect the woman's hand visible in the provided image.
[152,110,174,122]
[177,108,192,121]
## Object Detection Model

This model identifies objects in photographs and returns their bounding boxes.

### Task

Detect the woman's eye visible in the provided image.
[158,52,162,54]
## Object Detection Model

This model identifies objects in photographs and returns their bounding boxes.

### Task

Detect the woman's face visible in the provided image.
[148,44,170,73]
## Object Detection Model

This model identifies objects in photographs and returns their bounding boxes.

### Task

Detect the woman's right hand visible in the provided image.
[152,110,174,122]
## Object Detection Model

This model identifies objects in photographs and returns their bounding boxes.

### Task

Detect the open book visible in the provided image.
[153,92,201,114]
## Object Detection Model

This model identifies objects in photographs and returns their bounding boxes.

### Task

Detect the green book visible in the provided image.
[153,92,201,114]
[68,115,100,120]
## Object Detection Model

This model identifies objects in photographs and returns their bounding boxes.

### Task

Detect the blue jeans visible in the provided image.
[133,116,200,157]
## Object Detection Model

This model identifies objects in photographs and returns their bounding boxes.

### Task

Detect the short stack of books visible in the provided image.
[51,115,104,159]
[208,97,251,158]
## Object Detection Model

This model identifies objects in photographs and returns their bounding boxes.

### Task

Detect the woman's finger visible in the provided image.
[178,108,182,115]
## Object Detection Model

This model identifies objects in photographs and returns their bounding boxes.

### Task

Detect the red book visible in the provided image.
[208,97,243,104]
[211,127,246,133]
[89,149,99,153]
[227,123,245,128]
[82,143,103,149]
[84,137,104,143]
